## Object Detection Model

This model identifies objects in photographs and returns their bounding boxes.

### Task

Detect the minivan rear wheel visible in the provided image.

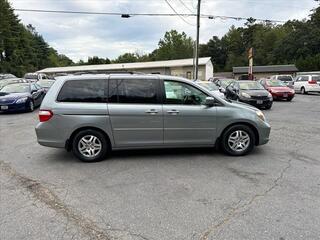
[72,129,108,162]
[221,125,255,156]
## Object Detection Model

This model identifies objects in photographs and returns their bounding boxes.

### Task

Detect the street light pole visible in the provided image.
[194,0,201,80]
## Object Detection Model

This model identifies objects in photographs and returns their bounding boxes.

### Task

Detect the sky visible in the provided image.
[8,0,319,62]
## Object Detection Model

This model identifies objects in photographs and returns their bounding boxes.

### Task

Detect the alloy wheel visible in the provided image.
[227,130,250,152]
[78,135,102,158]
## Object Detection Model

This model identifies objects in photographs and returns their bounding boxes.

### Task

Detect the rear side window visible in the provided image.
[108,79,159,104]
[313,76,320,82]
[57,79,106,102]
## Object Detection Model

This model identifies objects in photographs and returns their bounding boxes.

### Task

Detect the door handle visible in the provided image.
[145,109,158,114]
[167,110,179,114]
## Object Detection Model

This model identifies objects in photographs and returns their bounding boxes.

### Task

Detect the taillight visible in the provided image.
[39,110,53,122]
[308,80,317,84]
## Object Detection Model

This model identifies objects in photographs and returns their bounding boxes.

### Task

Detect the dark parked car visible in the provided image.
[0,82,45,112]
[260,78,295,101]
[37,79,55,93]
[225,81,273,109]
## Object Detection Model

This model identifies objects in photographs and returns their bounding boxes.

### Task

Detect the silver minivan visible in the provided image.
[35,73,271,162]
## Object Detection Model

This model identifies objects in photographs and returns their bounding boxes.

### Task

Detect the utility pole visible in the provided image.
[194,0,201,80]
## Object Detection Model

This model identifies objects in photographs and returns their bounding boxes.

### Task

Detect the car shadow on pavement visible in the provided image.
[45,144,266,165]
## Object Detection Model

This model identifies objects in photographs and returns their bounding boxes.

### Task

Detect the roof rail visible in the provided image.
[72,71,146,75]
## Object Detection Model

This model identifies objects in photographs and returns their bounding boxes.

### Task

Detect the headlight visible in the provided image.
[15,97,28,103]
[256,110,266,122]
[267,92,273,98]
[241,92,251,98]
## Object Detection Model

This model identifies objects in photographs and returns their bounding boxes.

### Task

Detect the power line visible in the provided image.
[13,8,286,23]
[13,8,195,17]
[178,0,195,14]
[164,0,195,26]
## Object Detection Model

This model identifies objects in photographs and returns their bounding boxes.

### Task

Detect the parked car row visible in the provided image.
[0,72,55,113]
[202,74,320,110]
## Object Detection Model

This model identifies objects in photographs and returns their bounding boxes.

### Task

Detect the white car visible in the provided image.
[24,73,50,82]
[270,75,294,88]
[195,81,225,98]
[293,75,320,94]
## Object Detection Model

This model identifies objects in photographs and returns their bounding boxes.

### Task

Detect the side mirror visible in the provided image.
[204,97,215,106]
[219,87,225,93]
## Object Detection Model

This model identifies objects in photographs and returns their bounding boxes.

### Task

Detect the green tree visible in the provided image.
[87,56,110,65]
[154,30,194,60]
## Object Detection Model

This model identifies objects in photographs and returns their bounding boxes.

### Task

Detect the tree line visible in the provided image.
[0,0,73,77]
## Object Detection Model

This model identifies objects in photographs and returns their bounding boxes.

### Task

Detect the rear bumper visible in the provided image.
[305,85,320,92]
[35,122,66,148]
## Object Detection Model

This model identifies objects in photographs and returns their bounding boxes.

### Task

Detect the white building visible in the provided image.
[38,57,213,81]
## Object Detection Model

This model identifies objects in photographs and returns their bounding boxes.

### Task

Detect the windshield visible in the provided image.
[198,82,219,91]
[220,79,234,88]
[0,84,30,93]
[278,76,293,82]
[266,79,286,87]
[38,80,54,88]
[0,74,16,80]
[239,81,265,90]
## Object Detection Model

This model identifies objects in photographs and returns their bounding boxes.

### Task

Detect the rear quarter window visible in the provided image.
[57,79,106,102]
[108,79,159,104]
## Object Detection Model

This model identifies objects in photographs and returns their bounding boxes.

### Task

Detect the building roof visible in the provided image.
[233,65,298,74]
[38,57,212,74]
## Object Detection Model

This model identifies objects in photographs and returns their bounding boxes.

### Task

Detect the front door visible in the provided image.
[108,77,163,147]
[162,80,217,145]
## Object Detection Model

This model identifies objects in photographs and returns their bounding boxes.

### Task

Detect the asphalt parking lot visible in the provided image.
[1,94,320,240]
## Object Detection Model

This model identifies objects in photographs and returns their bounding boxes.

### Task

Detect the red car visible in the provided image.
[260,79,295,101]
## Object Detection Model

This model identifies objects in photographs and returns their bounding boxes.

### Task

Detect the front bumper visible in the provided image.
[239,98,273,109]
[272,92,295,99]
[258,121,271,145]
[0,102,27,112]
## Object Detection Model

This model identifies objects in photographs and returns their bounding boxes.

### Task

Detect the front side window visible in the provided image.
[57,79,106,102]
[108,79,159,104]
[164,81,208,105]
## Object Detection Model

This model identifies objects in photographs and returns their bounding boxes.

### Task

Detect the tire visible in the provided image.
[301,87,307,95]
[221,125,255,156]
[287,97,293,102]
[27,100,34,112]
[72,129,109,162]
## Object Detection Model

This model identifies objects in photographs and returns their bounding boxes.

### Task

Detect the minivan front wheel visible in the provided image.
[221,125,255,156]
[72,129,108,162]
